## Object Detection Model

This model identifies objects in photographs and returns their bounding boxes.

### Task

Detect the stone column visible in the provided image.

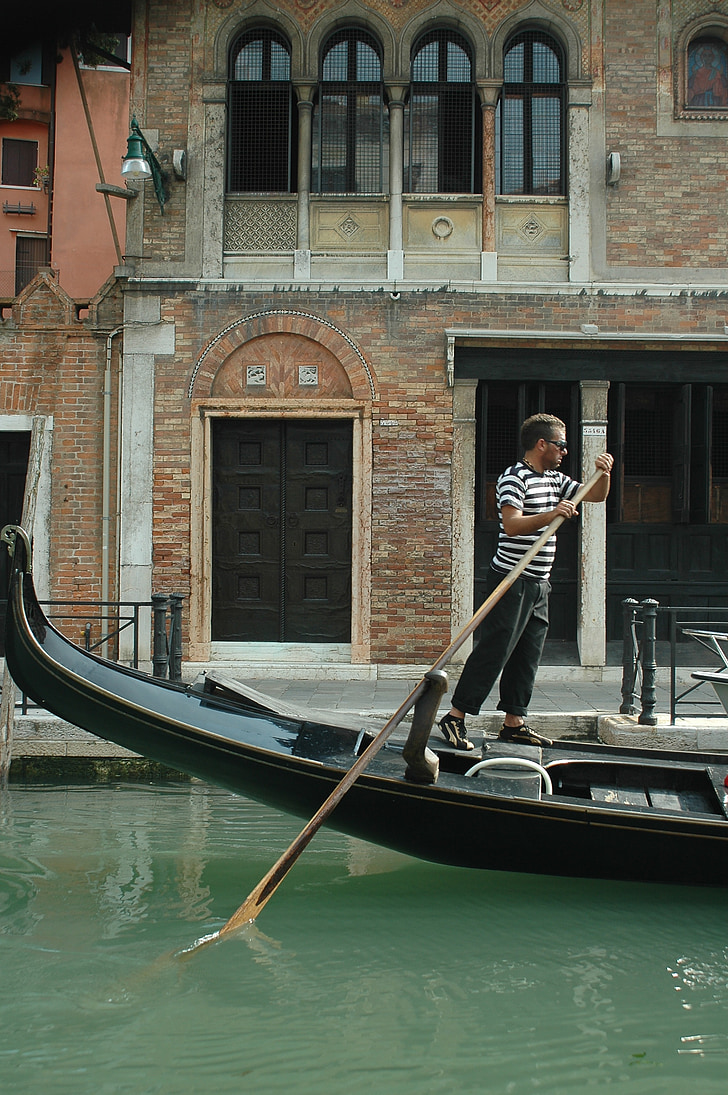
[386,83,407,281]
[477,81,500,282]
[451,378,479,658]
[201,83,226,279]
[578,380,610,665]
[294,83,315,279]
[567,82,592,283]
[118,296,176,664]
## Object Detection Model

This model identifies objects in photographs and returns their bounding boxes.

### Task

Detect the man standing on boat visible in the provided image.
[438,413,614,752]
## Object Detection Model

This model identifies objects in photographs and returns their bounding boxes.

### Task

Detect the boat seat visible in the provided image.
[197,670,376,732]
[590,784,649,807]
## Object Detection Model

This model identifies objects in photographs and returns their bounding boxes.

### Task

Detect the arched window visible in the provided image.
[498,30,566,196]
[686,36,728,109]
[313,29,386,193]
[227,29,295,192]
[406,30,479,193]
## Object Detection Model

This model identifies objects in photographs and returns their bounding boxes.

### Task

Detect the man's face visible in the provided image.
[542,430,567,470]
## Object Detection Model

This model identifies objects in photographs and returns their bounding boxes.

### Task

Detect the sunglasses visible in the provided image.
[544,438,568,451]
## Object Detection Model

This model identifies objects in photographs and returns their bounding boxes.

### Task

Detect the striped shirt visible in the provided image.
[492,462,581,581]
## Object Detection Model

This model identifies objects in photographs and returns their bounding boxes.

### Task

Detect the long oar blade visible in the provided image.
[183,469,606,952]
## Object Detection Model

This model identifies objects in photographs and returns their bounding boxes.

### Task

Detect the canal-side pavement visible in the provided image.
[6,662,728,764]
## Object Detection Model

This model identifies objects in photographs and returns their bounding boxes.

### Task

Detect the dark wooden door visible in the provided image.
[212,419,352,642]
[0,431,31,655]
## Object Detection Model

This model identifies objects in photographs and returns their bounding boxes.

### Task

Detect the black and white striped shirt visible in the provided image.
[492,462,581,581]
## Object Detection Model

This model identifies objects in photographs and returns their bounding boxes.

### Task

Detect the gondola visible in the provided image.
[4,524,728,888]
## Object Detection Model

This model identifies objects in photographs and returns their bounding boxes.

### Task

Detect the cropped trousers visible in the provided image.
[451,566,550,719]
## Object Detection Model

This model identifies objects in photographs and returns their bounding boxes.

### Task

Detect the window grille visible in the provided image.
[623,389,672,478]
[712,388,728,476]
[228,30,295,193]
[686,37,728,108]
[498,30,565,196]
[406,30,479,193]
[313,29,386,193]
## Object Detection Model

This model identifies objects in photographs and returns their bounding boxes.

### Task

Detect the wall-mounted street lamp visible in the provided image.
[121,116,166,212]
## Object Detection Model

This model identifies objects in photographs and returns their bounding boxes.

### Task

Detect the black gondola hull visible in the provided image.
[5,549,728,887]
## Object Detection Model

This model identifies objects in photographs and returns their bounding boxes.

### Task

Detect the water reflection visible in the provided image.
[1,781,727,1094]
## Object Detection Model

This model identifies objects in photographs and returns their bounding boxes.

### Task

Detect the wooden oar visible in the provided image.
[181,467,606,954]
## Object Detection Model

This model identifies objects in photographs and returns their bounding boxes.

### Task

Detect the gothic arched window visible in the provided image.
[406,29,479,193]
[498,30,566,196]
[228,29,295,192]
[313,29,386,193]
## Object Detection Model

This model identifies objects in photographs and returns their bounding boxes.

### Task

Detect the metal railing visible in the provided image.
[620,598,728,724]
[1,593,183,712]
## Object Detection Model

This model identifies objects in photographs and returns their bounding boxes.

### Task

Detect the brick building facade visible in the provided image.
[3,0,728,676]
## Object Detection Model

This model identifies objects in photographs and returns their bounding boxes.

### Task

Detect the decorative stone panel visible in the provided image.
[496,198,568,256]
[403,198,481,251]
[224,197,297,252]
[310,199,388,251]
[495,198,568,282]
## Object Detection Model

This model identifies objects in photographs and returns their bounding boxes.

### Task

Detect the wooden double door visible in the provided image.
[212,419,352,643]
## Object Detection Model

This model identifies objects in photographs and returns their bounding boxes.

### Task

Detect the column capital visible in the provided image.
[294,82,317,104]
[476,80,501,108]
[385,82,408,107]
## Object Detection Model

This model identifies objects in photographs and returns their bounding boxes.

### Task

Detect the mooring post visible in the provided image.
[151,594,169,678]
[638,598,659,726]
[620,598,639,714]
[170,594,183,681]
[402,670,447,784]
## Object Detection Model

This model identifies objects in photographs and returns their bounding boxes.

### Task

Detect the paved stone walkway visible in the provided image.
[8,663,728,761]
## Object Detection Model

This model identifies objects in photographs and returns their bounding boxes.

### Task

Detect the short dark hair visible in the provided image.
[521,413,566,452]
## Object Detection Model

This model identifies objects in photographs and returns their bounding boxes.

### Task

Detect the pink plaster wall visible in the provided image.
[0,99,50,292]
[51,50,129,299]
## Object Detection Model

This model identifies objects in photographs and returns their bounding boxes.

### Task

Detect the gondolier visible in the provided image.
[439,413,614,752]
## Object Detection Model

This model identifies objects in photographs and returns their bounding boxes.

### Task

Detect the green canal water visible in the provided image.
[1,779,727,1094]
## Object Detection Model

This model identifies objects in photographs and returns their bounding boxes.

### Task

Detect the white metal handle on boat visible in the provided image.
[464,757,553,795]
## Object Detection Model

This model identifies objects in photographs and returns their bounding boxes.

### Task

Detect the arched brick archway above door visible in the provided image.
[188,309,376,401]
[211,333,354,399]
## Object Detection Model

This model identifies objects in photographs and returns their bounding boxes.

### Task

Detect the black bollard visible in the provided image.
[620,598,639,715]
[638,598,659,726]
[152,594,169,678]
[170,594,183,681]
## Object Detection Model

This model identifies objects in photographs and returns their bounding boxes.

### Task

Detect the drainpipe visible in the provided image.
[103,326,124,612]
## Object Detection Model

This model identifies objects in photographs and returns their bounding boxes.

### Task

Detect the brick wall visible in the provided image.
[146,284,728,662]
[0,274,123,639]
[604,2,728,267]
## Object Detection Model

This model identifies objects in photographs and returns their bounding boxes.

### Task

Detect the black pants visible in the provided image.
[451,567,550,718]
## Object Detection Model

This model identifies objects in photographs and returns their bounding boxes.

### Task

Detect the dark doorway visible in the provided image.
[212,418,352,642]
[606,382,728,639]
[15,236,48,295]
[0,431,31,655]
[475,381,581,652]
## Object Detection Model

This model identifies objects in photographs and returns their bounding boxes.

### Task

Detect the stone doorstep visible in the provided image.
[598,714,728,752]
